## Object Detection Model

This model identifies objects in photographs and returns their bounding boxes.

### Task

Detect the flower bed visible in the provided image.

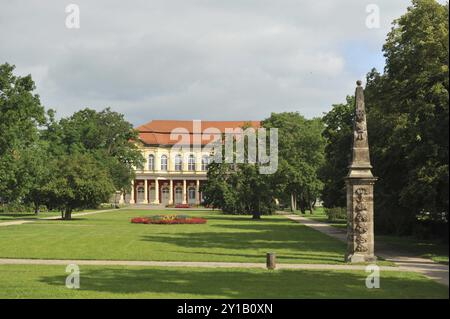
[175,204,190,208]
[131,214,207,225]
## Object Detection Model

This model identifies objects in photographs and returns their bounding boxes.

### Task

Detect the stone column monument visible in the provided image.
[345,81,377,263]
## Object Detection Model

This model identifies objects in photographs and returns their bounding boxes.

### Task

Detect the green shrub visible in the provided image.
[325,207,347,222]
[0,202,34,213]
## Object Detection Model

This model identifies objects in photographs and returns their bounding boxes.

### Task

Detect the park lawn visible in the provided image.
[0,264,447,299]
[0,210,348,264]
[376,235,449,265]
[305,208,347,229]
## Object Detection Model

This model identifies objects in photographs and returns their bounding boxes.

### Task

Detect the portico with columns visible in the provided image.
[125,119,260,206]
[129,176,207,206]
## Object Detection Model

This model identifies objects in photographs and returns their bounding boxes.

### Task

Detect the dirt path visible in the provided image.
[0,208,119,227]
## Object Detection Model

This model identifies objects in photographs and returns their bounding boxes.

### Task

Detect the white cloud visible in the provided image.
[0,0,420,125]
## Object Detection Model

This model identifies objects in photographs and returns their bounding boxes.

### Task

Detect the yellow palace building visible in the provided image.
[125,120,260,206]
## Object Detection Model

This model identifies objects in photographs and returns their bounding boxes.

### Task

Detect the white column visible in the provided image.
[119,193,124,204]
[195,180,200,205]
[169,179,173,205]
[143,179,148,204]
[182,179,187,204]
[129,180,135,204]
[154,179,159,204]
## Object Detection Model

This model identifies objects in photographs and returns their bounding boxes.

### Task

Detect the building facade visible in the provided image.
[125,120,259,206]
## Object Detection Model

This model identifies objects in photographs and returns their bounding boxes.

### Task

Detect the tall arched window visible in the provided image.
[175,154,183,171]
[148,154,154,170]
[188,154,196,171]
[160,155,168,171]
[201,155,210,171]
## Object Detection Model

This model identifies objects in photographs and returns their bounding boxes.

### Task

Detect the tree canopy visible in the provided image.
[201,112,325,217]
[0,63,144,218]
[321,0,449,239]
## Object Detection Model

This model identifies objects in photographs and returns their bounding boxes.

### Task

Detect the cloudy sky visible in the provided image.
[0,1,425,126]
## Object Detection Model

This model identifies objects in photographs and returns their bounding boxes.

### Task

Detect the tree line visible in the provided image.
[320,0,448,239]
[203,0,448,241]
[0,63,144,219]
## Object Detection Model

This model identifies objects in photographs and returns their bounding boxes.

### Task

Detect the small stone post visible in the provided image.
[266,252,276,270]
[345,81,377,263]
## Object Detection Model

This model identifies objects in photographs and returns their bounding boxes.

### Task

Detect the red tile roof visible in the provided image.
[136,120,260,146]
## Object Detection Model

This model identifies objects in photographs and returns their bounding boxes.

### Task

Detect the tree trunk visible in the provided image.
[63,209,72,220]
[34,204,40,215]
[299,196,306,214]
[307,192,313,214]
[252,212,261,220]
[291,193,298,212]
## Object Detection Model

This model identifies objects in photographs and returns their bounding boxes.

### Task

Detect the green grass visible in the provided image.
[377,235,449,265]
[0,264,446,299]
[0,210,348,264]
[304,207,347,229]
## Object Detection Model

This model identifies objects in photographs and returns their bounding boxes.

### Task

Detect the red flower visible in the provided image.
[131,215,207,225]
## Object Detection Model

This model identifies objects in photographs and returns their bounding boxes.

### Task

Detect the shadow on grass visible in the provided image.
[204,215,290,223]
[38,267,448,299]
[140,221,346,263]
[170,249,345,263]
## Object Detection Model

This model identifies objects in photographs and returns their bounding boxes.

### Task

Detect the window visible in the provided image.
[160,155,168,171]
[188,154,196,171]
[175,154,183,171]
[201,155,210,171]
[148,154,154,170]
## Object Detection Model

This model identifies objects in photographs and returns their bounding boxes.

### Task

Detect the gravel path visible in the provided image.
[0,258,402,271]
[0,209,119,227]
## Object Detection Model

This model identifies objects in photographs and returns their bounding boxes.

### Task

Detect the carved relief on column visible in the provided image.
[353,187,369,253]
[355,108,366,141]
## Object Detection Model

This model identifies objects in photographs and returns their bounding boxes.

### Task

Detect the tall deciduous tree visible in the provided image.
[366,0,449,236]
[320,0,448,238]
[201,134,276,219]
[0,63,46,203]
[263,113,325,213]
[18,140,55,214]
[56,108,144,194]
[319,97,354,209]
[202,112,325,217]
[43,153,115,220]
